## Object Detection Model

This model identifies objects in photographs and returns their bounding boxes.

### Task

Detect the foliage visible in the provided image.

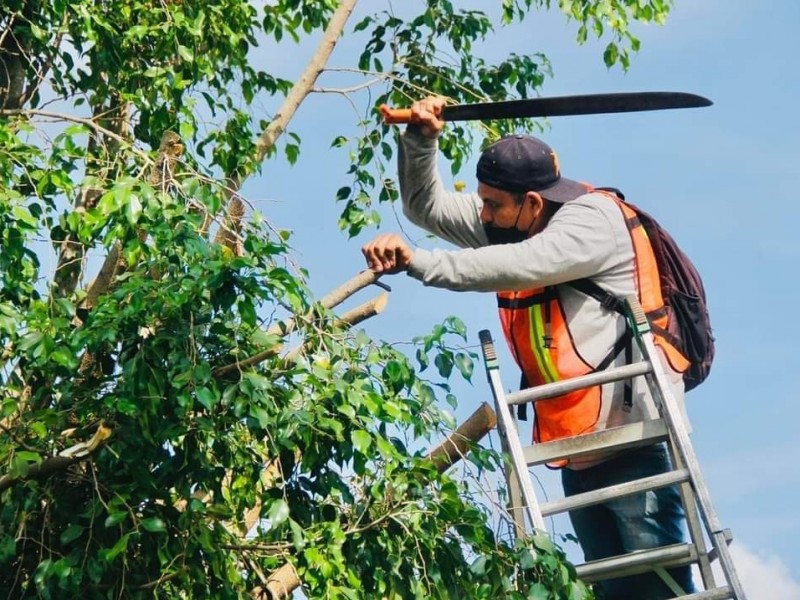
[0,0,672,597]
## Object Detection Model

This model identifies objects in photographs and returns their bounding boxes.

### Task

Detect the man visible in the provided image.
[361,96,695,599]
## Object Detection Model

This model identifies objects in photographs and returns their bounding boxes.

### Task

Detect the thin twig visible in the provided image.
[0,108,151,163]
[311,76,388,95]
[213,270,382,377]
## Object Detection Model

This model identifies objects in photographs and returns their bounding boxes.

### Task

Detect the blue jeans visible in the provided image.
[561,443,695,600]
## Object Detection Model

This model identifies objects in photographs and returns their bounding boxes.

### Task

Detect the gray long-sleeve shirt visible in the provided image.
[397,127,686,467]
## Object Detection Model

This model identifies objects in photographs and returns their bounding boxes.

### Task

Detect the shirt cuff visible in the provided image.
[407,249,433,283]
[402,125,438,148]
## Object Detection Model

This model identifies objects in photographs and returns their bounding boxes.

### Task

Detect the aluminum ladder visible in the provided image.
[478,294,747,600]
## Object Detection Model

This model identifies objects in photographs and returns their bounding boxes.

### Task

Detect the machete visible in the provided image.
[380,91,712,124]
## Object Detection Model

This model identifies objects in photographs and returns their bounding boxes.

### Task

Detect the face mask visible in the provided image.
[483,200,529,245]
[483,224,529,245]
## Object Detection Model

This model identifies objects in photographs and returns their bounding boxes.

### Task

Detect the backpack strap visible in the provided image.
[568,278,626,316]
[517,280,635,419]
[567,279,634,408]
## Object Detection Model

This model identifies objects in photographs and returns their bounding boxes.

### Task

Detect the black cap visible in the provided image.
[476,134,587,203]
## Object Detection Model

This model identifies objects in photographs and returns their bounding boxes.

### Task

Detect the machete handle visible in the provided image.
[379,104,413,124]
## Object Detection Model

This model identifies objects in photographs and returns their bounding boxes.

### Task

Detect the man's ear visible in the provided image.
[526,191,544,216]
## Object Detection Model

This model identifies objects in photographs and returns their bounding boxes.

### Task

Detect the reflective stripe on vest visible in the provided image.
[496,192,689,446]
[497,287,600,446]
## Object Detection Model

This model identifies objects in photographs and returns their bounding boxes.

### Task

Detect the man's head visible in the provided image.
[475,134,587,244]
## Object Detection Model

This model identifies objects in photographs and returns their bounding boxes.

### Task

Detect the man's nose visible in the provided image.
[479,205,492,224]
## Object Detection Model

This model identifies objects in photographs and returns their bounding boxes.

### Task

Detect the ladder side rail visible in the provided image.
[628,296,748,600]
[499,433,528,540]
[669,437,718,590]
[479,330,546,532]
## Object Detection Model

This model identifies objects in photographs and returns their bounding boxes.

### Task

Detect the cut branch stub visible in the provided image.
[251,562,300,600]
[426,402,497,473]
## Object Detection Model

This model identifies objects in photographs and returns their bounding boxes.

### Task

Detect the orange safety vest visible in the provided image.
[498,193,690,445]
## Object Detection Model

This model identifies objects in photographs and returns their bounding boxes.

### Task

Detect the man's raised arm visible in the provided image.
[397,96,487,249]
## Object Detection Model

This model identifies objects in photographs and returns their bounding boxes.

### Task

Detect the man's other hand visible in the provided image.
[410,96,447,139]
[362,234,413,274]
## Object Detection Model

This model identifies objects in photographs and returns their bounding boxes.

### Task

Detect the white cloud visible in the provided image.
[696,542,800,600]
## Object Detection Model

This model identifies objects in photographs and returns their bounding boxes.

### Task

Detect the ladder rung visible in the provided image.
[576,542,697,582]
[506,361,652,405]
[542,468,690,517]
[523,419,669,466]
[677,589,734,600]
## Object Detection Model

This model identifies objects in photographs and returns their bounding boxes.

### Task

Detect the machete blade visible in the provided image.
[440,92,712,121]
[379,92,712,124]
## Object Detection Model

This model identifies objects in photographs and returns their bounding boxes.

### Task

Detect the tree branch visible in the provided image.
[251,562,300,600]
[311,75,387,95]
[1,12,29,110]
[207,0,359,242]
[276,291,388,367]
[242,0,359,187]
[0,108,148,161]
[426,402,497,472]
[213,270,383,378]
[0,423,112,493]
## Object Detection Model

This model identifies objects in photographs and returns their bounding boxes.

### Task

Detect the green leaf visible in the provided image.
[60,524,84,545]
[15,451,42,464]
[177,45,195,62]
[603,42,619,66]
[416,348,429,371]
[11,205,37,227]
[434,352,454,378]
[0,535,15,562]
[17,331,43,352]
[244,372,271,390]
[104,534,130,561]
[335,186,351,201]
[141,517,166,533]
[250,328,281,348]
[470,555,488,575]
[195,386,217,410]
[289,518,306,549]
[9,454,29,478]
[353,16,373,32]
[285,143,299,165]
[446,316,467,339]
[105,512,127,528]
[126,193,142,225]
[528,582,550,600]
[351,430,372,454]
[454,352,474,382]
[268,499,290,527]
[519,548,536,570]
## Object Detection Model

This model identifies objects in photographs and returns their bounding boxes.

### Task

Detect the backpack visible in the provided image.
[572,187,715,391]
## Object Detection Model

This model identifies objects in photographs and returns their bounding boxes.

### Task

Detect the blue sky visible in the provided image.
[249,2,800,596]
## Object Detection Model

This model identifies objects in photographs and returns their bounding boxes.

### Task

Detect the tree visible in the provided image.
[0,1,673,598]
